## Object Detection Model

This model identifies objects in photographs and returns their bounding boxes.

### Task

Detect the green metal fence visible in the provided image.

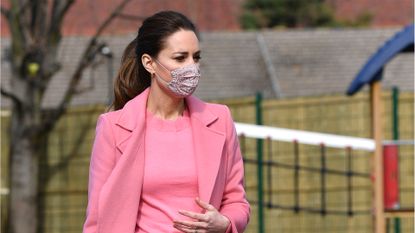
[1,90,413,233]
[220,90,414,233]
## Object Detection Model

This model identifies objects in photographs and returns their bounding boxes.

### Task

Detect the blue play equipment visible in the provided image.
[347,24,414,95]
[346,23,414,233]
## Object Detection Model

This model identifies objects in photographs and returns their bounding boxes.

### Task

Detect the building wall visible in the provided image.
[327,0,413,27]
[1,28,413,108]
[1,0,413,37]
[0,0,245,37]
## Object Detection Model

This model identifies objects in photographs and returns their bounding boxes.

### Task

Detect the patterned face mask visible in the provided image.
[154,60,201,97]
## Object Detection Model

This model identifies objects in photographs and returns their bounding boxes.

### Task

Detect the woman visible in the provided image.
[83,11,250,233]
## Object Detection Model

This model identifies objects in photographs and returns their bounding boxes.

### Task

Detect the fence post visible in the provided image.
[392,87,401,233]
[255,92,265,233]
[371,80,385,233]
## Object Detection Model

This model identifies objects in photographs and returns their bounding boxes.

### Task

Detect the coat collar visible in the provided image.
[114,87,224,203]
[115,88,218,131]
[98,88,225,232]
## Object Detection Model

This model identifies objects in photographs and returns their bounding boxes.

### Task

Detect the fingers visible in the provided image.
[174,198,217,232]
[178,210,208,222]
[173,219,208,231]
[195,197,215,211]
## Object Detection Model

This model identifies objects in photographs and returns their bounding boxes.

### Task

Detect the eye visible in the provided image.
[193,54,201,62]
[174,56,186,62]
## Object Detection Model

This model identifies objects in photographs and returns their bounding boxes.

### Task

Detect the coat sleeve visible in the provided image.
[219,107,250,233]
[83,114,117,233]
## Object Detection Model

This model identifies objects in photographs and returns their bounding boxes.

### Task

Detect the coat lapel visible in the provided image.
[187,96,225,203]
[98,90,226,232]
[98,89,149,233]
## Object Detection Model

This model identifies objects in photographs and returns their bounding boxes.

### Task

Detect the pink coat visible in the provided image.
[83,88,250,233]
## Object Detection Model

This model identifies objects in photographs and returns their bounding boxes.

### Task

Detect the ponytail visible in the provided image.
[112,38,150,110]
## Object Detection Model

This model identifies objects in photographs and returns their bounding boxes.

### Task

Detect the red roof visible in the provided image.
[328,0,413,27]
[1,0,413,37]
[1,0,245,37]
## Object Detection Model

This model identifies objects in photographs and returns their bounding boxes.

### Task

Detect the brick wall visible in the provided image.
[0,0,245,37]
[1,0,413,37]
[327,0,413,27]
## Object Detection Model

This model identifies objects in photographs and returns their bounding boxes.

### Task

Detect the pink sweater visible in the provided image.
[83,89,250,233]
[136,110,202,232]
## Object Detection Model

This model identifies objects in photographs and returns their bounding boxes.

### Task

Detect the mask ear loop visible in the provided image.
[154,59,171,73]
[152,59,171,84]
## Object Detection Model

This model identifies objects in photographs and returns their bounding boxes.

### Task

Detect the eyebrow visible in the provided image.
[173,50,201,55]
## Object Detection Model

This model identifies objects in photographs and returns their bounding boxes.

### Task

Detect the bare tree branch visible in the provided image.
[40,0,135,133]
[92,0,133,38]
[40,41,106,133]
[49,0,75,43]
[73,58,106,95]
[51,0,75,20]
[1,6,10,19]
[1,86,22,106]
[10,0,31,15]
[46,108,98,179]
[5,1,138,231]
[31,0,48,41]
[11,0,32,38]
[43,61,61,80]
[40,0,75,87]
[6,0,34,67]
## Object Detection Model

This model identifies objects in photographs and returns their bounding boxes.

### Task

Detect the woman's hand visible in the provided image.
[173,197,230,233]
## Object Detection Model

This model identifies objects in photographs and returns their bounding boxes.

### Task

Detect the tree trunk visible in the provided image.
[8,117,39,233]
[1,1,133,232]
[7,79,43,233]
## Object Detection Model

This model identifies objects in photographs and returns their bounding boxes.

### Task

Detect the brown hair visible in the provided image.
[112,11,198,110]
